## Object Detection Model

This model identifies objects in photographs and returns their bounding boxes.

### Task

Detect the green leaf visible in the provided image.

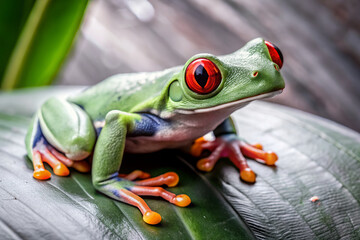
[0,0,88,90]
[0,0,35,84]
[0,87,359,239]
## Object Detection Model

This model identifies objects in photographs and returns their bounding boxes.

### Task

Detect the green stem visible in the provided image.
[1,0,50,90]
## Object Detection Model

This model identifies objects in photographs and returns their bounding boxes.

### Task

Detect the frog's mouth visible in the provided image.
[175,90,282,114]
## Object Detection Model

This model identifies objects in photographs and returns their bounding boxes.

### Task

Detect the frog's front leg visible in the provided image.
[191,117,278,183]
[92,111,191,225]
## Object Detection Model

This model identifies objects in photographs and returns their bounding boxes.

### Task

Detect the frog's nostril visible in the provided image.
[265,41,283,69]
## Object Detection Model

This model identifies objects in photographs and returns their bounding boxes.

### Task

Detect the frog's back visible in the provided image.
[69,67,180,121]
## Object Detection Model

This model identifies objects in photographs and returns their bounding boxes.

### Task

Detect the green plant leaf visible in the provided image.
[0,0,88,90]
[0,87,359,239]
[0,0,35,84]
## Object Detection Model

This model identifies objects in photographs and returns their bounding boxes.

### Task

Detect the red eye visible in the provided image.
[185,58,221,94]
[265,40,283,69]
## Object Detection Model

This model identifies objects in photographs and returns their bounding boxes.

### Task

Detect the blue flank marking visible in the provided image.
[128,113,168,137]
[112,173,122,181]
[111,189,121,198]
[95,127,103,136]
[32,121,43,148]
[76,104,85,110]
[32,121,51,148]
[100,173,123,183]
[109,187,132,198]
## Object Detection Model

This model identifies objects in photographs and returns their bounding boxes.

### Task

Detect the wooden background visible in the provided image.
[56,0,360,132]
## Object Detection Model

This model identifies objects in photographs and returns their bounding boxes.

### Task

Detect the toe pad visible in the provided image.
[264,152,278,166]
[196,158,213,172]
[172,194,191,207]
[33,169,51,180]
[240,168,256,183]
[143,211,161,225]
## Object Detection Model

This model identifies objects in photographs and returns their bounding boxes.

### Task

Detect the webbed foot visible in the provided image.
[191,135,278,183]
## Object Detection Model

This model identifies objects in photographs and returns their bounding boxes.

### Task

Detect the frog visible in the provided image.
[25,38,285,225]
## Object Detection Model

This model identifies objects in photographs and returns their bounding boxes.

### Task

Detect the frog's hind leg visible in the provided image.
[32,138,70,179]
[25,97,96,180]
[26,117,68,180]
[32,149,51,180]
[47,144,91,173]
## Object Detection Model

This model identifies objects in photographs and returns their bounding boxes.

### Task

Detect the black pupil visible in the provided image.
[194,65,209,88]
[273,44,283,64]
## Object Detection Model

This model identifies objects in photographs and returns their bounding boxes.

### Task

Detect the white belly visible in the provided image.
[124,103,241,154]
[124,137,191,153]
[124,124,210,153]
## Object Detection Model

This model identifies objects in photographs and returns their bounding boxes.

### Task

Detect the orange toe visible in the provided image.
[240,168,256,183]
[143,211,161,225]
[53,163,70,176]
[139,172,151,179]
[164,172,179,187]
[172,194,191,207]
[190,137,207,157]
[72,161,91,173]
[196,158,213,172]
[264,152,278,166]
[252,143,263,150]
[33,169,51,180]
[190,144,203,157]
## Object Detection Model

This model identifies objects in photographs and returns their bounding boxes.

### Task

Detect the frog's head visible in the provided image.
[165,38,285,115]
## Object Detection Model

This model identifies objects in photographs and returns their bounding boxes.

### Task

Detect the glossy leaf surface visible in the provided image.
[0,87,359,239]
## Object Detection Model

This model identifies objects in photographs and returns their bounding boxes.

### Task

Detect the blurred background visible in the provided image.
[1,0,360,132]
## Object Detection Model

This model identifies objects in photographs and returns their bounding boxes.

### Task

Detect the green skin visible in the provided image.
[26,38,284,209]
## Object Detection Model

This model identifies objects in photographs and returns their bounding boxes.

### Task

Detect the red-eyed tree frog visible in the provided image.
[25,38,285,225]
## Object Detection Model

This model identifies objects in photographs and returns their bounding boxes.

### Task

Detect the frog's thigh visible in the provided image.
[38,97,96,160]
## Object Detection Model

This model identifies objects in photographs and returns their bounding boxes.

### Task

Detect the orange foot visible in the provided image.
[32,140,90,180]
[190,135,278,183]
[113,171,191,225]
